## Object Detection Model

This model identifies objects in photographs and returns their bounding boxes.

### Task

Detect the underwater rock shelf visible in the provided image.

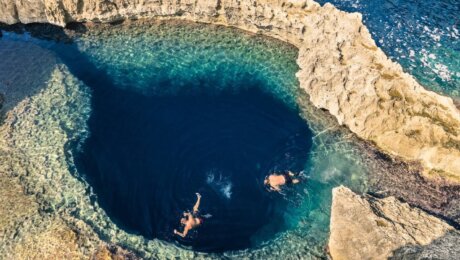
[0,0,460,259]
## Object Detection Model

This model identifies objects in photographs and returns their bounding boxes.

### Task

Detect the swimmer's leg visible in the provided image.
[193,193,201,213]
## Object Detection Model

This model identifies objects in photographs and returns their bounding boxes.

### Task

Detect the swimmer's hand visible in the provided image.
[196,192,201,198]
[270,186,281,192]
[173,229,177,234]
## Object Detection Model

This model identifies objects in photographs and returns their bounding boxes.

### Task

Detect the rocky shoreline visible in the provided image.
[0,0,459,259]
[329,186,460,259]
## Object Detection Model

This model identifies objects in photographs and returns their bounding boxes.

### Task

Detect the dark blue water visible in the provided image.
[76,80,312,252]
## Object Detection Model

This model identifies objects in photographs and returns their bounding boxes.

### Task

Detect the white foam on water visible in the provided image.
[206,170,233,199]
[419,48,455,82]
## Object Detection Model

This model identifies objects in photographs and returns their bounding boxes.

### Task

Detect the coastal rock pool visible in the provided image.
[0,21,368,257]
[76,65,313,252]
[71,21,313,252]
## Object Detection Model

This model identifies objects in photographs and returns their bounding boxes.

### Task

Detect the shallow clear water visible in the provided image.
[317,0,460,97]
[0,22,369,257]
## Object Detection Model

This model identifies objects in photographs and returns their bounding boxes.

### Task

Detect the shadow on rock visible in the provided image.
[390,230,460,260]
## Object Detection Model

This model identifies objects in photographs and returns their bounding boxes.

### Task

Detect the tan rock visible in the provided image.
[329,186,458,260]
[8,218,84,260]
[91,244,140,260]
[0,176,38,236]
[0,0,458,181]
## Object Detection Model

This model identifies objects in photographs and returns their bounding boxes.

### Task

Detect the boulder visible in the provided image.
[329,186,459,259]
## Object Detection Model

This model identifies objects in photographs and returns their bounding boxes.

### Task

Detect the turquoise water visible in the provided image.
[318,0,460,98]
[0,22,369,257]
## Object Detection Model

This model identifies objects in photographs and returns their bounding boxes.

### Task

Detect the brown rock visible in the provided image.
[91,244,140,260]
[328,186,458,260]
[0,176,38,236]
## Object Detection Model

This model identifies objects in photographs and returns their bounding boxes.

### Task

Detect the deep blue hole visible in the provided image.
[75,75,313,252]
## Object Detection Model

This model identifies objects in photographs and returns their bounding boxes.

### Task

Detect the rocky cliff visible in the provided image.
[1,0,460,182]
[329,186,460,260]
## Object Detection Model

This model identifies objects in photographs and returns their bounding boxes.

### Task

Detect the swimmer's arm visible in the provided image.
[174,227,189,238]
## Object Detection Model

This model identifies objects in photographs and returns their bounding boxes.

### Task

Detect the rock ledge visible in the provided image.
[329,186,460,259]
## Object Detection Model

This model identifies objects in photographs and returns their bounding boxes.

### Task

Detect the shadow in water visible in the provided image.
[0,23,87,116]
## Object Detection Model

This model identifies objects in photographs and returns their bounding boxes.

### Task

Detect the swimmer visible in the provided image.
[174,193,204,238]
[264,171,300,192]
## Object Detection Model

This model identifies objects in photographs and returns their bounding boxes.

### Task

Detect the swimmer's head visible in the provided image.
[264,177,270,186]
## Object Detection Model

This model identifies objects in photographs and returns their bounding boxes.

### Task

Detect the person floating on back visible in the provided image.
[174,193,204,238]
[264,171,300,192]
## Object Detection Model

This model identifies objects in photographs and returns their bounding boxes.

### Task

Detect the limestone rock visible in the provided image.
[328,186,459,260]
[390,231,460,259]
[0,176,38,238]
[7,218,86,259]
[0,0,458,181]
[91,244,140,260]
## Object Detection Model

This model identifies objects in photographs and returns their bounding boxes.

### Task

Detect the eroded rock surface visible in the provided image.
[390,230,460,260]
[1,0,459,181]
[329,186,460,260]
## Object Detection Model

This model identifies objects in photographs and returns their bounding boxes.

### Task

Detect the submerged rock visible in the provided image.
[0,0,459,181]
[329,186,460,260]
